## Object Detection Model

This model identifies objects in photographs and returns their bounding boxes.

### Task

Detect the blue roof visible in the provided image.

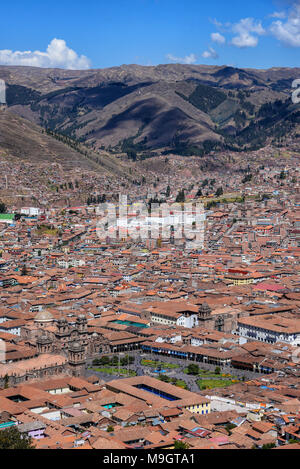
[0,421,17,429]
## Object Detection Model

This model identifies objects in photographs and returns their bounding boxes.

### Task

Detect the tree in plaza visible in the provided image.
[158,373,169,382]
[111,355,119,366]
[187,363,199,375]
[99,356,111,366]
[120,354,134,366]
[0,427,35,449]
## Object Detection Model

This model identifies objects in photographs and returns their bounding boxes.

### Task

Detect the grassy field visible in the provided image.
[89,366,136,377]
[157,373,189,389]
[175,379,188,389]
[36,224,59,236]
[184,368,238,379]
[141,359,179,369]
[197,379,239,390]
[196,192,265,207]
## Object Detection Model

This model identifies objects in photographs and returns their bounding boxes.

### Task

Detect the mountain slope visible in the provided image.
[1,64,300,157]
[0,108,129,177]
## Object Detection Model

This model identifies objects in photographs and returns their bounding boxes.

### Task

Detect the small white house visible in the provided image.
[20,207,41,217]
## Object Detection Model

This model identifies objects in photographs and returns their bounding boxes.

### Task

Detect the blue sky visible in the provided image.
[0,0,300,69]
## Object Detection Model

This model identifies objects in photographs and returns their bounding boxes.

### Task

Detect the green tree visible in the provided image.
[173,440,190,449]
[111,355,119,366]
[288,439,299,444]
[120,354,133,366]
[279,170,286,180]
[175,189,185,203]
[0,427,35,449]
[0,202,7,213]
[215,187,223,197]
[158,373,169,382]
[4,374,9,389]
[242,174,252,184]
[92,358,101,366]
[207,200,217,209]
[127,149,137,161]
[262,442,276,449]
[99,356,111,366]
[225,423,237,435]
[106,426,114,433]
[187,363,199,375]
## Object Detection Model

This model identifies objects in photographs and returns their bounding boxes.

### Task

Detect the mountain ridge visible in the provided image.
[0,64,299,161]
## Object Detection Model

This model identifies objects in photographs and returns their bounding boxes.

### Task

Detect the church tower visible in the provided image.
[56,318,69,337]
[198,302,212,321]
[68,341,85,377]
[36,333,53,354]
[76,314,87,334]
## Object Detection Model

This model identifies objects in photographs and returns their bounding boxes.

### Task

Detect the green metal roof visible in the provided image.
[0,421,17,429]
[0,214,14,220]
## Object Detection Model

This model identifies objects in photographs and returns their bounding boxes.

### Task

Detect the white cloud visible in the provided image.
[231,18,265,48]
[211,32,226,44]
[270,3,300,47]
[202,47,219,59]
[211,18,223,29]
[232,34,258,48]
[0,38,91,69]
[166,53,197,64]
[210,18,231,30]
[269,11,286,19]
